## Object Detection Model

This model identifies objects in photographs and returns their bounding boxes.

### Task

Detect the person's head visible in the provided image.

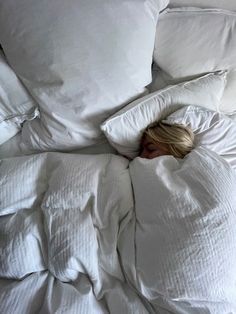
[139,121,194,159]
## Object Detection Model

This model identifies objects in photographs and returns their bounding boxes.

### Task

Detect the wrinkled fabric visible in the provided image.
[0,0,169,151]
[0,51,37,145]
[0,153,151,314]
[101,72,226,158]
[154,7,236,114]
[119,147,236,313]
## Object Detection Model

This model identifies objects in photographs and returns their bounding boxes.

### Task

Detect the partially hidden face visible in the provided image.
[139,134,171,159]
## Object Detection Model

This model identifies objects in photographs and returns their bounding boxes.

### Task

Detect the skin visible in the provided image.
[139,134,171,159]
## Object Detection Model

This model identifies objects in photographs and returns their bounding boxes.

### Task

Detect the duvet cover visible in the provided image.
[1,147,236,314]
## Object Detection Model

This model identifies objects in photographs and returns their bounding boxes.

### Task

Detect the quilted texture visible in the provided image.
[119,147,236,313]
[1,149,236,313]
[0,153,153,314]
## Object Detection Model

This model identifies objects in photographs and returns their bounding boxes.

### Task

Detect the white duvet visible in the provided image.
[119,147,236,313]
[0,153,150,314]
[1,149,236,314]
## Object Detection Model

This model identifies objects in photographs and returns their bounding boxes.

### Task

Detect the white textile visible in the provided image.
[119,147,236,313]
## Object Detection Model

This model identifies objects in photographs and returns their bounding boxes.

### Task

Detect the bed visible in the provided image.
[1,1,236,313]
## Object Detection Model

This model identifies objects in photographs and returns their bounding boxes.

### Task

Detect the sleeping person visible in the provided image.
[139,121,194,159]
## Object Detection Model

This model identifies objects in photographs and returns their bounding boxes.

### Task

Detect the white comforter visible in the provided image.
[0,153,150,314]
[119,147,236,314]
[1,149,236,314]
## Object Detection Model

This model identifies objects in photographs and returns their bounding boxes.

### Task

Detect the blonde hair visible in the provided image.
[145,121,194,158]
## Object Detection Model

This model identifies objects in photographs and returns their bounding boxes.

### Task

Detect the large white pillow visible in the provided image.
[153,7,236,114]
[0,51,38,145]
[101,72,226,159]
[165,105,236,169]
[119,147,236,313]
[0,0,169,151]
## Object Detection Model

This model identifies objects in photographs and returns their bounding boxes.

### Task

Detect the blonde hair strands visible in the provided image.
[145,122,195,158]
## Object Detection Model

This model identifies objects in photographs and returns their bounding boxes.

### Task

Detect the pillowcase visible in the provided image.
[165,105,236,169]
[101,71,226,159]
[0,0,169,151]
[120,147,236,313]
[0,51,38,145]
[169,0,236,11]
[153,7,236,114]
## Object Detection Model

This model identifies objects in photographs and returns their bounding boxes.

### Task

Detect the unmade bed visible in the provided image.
[1,1,236,313]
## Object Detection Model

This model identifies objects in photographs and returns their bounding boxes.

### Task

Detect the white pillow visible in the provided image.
[0,0,169,151]
[154,7,236,114]
[169,0,236,11]
[101,72,226,159]
[165,105,236,169]
[0,51,38,145]
[120,147,236,312]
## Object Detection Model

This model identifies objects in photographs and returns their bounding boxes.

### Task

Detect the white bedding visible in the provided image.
[154,7,236,114]
[0,153,153,313]
[0,133,117,159]
[0,0,168,152]
[1,148,236,313]
[169,0,236,11]
[1,1,236,313]
[119,147,236,313]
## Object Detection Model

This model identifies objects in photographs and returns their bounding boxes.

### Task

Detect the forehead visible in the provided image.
[141,134,170,151]
[141,134,157,145]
